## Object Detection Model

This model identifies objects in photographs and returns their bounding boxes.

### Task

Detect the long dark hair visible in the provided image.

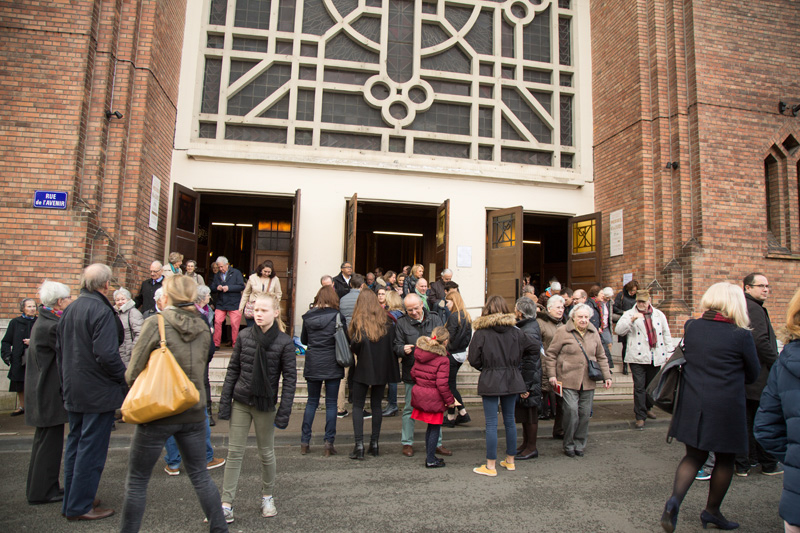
[257,260,276,278]
[313,285,339,309]
[349,290,388,343]
[482,294,509,315]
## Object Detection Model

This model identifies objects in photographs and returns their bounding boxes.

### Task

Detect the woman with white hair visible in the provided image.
[659,283,759,532]
[538,294,565,431]
[24,281,72,504]
[114,288,143,367]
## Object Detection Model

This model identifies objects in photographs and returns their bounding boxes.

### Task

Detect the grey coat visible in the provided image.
[117,299,143,367]
[25,306,68,427]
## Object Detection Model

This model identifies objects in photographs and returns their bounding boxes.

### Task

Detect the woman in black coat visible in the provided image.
[348,290,399,459]
[514,297,542,460]
[25,282,71,504]
[299,285,347,456]
[2,298,37,415]
[660,282,760,533]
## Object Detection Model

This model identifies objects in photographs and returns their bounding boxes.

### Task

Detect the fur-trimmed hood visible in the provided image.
[415,335,448,356]
[472,313,517,331]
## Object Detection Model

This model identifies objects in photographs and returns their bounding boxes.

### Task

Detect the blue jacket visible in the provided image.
[211,267,245,311]
[755,340,800,527]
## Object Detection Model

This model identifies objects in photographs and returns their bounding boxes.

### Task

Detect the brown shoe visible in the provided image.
[402,445,414,457]
[435,446,453,456]
[323,440,337,457]
[300,443,310,455]
[66,507,115,521]
[207,457,226,470]
[635,419,645,430]
[646,410,657,419]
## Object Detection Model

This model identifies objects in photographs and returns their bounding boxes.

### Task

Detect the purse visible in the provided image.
[646,340,686,415]
[334,313,353,367]
[571,331,605,381]
[121,314,200,424]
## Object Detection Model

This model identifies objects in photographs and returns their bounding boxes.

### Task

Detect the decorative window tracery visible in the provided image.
[196,0,578,169]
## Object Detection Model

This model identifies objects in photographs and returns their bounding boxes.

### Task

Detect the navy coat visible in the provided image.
[56,290,127,413]
[2,315,35,382]
[516,317,543,408]
[755,340,800,527]
[210,267,245,311]
[25,307,68,427]
[300,307,347,381]
[668,318,760,454]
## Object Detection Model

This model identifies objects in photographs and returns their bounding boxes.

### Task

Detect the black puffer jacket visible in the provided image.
[516,317,542,408]
[301,307,347,380]
[467,313,535,396]
[218,326,297,428]
[446,310,472,354]
[393,310,443,383]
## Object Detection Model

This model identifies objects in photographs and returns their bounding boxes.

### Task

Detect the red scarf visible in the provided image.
[701,309,735,324]
[641,304,657,348]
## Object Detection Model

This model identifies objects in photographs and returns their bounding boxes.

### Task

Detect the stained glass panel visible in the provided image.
[235,0,270,30]
[492,213,515,248]
[560,94,573,146]
[201,58,221,113]
[559,16,571,66]
[573,219,595,254]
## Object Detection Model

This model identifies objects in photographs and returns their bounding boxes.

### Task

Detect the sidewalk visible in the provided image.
[0,399,669,452]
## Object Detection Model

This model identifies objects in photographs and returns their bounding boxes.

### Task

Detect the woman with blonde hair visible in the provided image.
[755,287,800,533]
[163,252,183,277]
[403,264,424,296]
[660,282,759,532]
[348,290,399,459]
[442,290,472,427]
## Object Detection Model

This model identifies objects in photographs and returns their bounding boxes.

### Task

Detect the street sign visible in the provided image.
[33,191,68,210]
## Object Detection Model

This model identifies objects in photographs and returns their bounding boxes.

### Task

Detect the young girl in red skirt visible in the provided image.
[410,326,456,468]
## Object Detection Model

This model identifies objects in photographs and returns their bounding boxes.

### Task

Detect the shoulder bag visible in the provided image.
[646,340,685,415]
[121,314,200,424]
[571,331,605,381]
[334,313,354,367]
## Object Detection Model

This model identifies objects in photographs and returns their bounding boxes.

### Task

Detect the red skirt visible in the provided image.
[411,408,443,425]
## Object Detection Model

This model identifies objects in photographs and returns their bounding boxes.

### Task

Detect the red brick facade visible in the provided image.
[0,0,186,315]
[592,0,800,333]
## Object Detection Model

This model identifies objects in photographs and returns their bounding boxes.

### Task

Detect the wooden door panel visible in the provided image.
[568,212,602,292]
[435,199,449,274]
[345,193,357,265]
[486,206,523,306]
[170,184,199,263]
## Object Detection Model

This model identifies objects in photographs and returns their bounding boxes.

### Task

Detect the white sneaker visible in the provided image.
[223,506,234,523]
[261,496,277,518]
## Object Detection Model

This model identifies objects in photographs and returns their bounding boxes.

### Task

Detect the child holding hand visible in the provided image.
[410,326,455,468]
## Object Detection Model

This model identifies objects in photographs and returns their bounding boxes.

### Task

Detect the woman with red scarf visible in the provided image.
[614,289,673,430]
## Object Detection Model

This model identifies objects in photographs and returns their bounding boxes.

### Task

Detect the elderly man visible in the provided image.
[211,256,245,348]
[393,293,448,457]
[521,284,538,303]
[320,275,334,287]
[427,269,453,308]
[56,264,126,521]
[332,262,353,300]
[568,289,587,317]
[134,261,163,315]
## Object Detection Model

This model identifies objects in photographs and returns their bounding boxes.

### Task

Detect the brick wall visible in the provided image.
[0,0,186,318]
[592,0,800,334]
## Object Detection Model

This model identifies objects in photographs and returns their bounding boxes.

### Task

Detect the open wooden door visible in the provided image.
[345,193,357,265]
[170,183,200,264]
[288,189,301,334]
[568,212,602,292]
[435,199,449,274]
[486,206,523,306]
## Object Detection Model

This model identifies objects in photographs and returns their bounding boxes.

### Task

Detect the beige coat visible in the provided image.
[239,273,283,311]
[544,319,611,391]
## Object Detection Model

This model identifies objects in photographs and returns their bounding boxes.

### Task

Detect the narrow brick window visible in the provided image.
[764,150,790,252]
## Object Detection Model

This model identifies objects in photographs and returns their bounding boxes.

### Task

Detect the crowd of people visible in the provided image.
[3,255,798,532]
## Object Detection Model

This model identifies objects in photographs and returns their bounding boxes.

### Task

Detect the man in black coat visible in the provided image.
[393,293,447,457]
[427,269,453,309]
[736,272,781,476]
[56,264,126,521]
[134,261,163,315]
[332,261,353,300]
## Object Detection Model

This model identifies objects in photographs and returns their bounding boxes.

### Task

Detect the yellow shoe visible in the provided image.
[473,464,497,477]
[499,460,515,471]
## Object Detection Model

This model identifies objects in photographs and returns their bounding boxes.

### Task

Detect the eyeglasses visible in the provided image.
[750,284,770,289]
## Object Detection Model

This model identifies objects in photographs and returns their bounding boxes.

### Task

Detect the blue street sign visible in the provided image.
[33,190,68,210]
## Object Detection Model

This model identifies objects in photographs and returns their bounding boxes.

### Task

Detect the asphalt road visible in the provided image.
[0,422,784,532]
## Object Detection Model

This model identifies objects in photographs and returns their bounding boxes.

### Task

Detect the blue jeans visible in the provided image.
[164,412,214,467]
[62,411,115,517]
[387,382,398,408]
[120,421,227,532]
[302,379,340,443]
[482,394,518,460]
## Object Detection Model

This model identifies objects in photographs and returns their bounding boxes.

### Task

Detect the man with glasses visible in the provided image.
[737,272,781,476]
[332,262,353,300]
[211,256,245,348]
[134,261,163,316]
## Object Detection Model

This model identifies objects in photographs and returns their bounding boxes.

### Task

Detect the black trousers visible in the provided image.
[27,424,64,503]
[631,363,659,420]
[735,398,777,471]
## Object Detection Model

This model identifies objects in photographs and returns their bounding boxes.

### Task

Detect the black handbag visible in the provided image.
[571,331,605,381]
[334,313,353,368]
[646,340,685,415]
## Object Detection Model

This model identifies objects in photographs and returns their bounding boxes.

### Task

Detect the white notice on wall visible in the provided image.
[623,272,633,286]
[457,246,472,268]
[149,175,161,231]
[609,209,623,257]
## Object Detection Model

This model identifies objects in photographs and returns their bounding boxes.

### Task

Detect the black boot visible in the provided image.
[367,438,379,457]
[349,441,365,460]
[207,405,216,427]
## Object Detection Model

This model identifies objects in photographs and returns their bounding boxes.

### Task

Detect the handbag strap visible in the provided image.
[157,314,168,352]
[570,330,592,366]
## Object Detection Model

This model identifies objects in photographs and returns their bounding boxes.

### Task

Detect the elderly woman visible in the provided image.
[660,283,759,532]
[545,303,612,457]
[2,298,37,416]
[114,288,143,367]
[163,251,183,277]
[240,260,283,325]
[614,289,672,430]
[538,294,565,430]
[185,260,206,286]
[25,281,71,504]
[514,297,542,460]
[613,280,639,374]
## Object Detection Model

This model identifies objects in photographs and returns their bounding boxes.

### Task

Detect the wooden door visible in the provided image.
[170,184,200,263]
[435,199,449,275]
[345,193,357,265]
[288,189,301,334]
[568,212,602,292]
[486,206,523,306]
